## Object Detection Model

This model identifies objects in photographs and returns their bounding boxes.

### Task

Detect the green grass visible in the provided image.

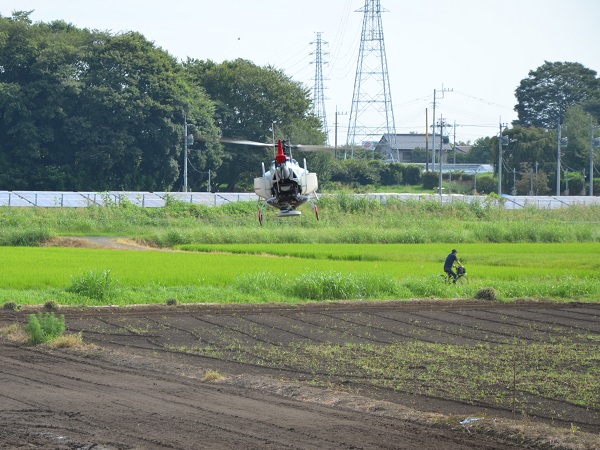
[0,199,599,305]
[1,197,599,246]
[0,242,599,306]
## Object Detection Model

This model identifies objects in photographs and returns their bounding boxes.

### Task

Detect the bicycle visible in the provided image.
[441,265,469,285]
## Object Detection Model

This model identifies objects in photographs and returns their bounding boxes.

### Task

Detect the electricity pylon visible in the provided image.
[310,32,329,145]
[347,0,395,155]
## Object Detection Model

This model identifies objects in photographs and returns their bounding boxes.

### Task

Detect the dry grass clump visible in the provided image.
[0,323,28,343]
[48,332,93,350]
[202,370,224,382]
[474,287,498,301]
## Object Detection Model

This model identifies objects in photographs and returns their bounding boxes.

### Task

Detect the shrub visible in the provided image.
[474,287,498,301]
[422,171,439,190]
[402,164,422,185]
[3,301,19,311]
[67,269,115,301]
[25,311,66,345]
[475,176,496,194]
[381,164,403,186]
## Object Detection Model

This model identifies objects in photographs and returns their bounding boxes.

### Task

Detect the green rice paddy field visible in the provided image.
[0,198,599,306]
[0,242,598,306]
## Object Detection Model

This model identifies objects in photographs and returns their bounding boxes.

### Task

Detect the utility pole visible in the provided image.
[438,116,446,197]
[529,166,534,195]
[591,117,594,196]
[449,120,457,193]
[432,89,436,170]
[556,119,562,196]
[334,106,348,159]
[425,108,429,172]
[183,113,195,193]
[431,86,452,171]
[453,121,457,165]
[556,121,568,196]
[497,120,507,196]
[183,113,189,193]
[591,117,600,196]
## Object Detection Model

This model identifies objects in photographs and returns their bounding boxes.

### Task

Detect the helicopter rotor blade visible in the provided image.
[219,138,275,147]
[291,145,336,152]
[196,136,333,151]
[195,136,275,148]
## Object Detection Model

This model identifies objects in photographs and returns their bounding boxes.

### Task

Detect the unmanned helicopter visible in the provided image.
[219,138,324,225]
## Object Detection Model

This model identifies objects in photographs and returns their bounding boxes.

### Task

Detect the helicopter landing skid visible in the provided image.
[277,210,301,217]
[257,197,319,225]
[307,198,319,221]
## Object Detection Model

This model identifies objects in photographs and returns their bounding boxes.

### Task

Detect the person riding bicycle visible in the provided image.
[443,249,463,284]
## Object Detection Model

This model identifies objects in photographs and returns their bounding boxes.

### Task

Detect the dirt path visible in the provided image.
[44,236,156,251]
[1,300,598,449]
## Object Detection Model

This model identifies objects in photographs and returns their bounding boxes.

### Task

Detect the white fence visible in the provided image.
[359,193,600,209]
[0,191,598,210]
[0,191,259,208]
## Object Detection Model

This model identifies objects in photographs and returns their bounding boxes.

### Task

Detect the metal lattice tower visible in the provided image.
[347,0,396,153]
[310,32,329,145]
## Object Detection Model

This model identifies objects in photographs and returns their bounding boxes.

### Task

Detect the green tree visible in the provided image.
[183,59,325,191]
[494,125,556,194]
[514,61,600,129]
[330,159,382,186]
[303,151,336,185]
[70,31,219,191]
[460,137,496,164]
[409,147,427,163]
[0,12,219,191]
[0,14,89,189]
[562,105,596,173]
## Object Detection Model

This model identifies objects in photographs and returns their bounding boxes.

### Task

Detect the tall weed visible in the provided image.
[67,269,115,301]
[0,228,51,246]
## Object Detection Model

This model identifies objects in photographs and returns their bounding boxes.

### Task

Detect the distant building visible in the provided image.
[374,134,453,163]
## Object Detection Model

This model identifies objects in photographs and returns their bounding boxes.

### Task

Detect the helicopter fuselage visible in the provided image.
[253,157,318,213]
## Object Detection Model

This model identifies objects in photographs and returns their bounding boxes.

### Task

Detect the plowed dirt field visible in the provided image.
[2,300,599,449]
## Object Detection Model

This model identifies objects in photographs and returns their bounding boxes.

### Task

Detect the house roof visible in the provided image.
[377,134,453,152]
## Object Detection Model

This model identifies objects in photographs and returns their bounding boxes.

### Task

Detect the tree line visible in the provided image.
[1,12,599,195]
[414,61,600,195]
[0,12,324,192]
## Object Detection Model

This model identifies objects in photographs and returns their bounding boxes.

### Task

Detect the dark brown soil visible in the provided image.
[2,300,599,449]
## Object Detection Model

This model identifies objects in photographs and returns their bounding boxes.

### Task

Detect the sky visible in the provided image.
[2,0,600,145]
